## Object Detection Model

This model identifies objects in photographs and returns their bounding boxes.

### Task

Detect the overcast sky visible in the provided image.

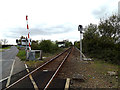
[0,0,119,45]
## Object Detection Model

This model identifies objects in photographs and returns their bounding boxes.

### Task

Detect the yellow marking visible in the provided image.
[64,78,70,90]
[25,64,39,90]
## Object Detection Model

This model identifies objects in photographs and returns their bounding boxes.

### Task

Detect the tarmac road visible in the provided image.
[0,46,27,89]
[0,46,19,80]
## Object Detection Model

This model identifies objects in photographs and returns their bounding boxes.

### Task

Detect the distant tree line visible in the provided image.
[17,35,72,53]
[32,39,72,53]
[75,14,120,65]
[31,40,58,53]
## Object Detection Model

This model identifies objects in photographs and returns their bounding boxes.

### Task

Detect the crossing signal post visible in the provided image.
[78,25,83,61]
[26,15,34,60]
[26,15,31,51]
[25,15,42,60]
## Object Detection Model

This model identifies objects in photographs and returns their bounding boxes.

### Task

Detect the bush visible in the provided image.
[17,50,26,61]
[39,40,59,53]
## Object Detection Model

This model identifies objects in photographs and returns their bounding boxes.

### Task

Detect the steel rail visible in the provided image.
[44,48,72,90]
[3,47,71,90]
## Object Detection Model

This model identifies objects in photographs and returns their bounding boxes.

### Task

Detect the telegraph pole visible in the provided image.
[78,25,83,60]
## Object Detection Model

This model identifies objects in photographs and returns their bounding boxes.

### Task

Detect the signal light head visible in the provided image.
[78,25,83,33]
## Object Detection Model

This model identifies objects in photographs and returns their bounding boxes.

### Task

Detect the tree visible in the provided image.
[74,41,80,49]
[83,23,99,54]
[98,15,120,43]
[39,40,59,53]
[0,39,8,45]
[82,14,120,64]
[31,40,39,50]
[20,36,26,39]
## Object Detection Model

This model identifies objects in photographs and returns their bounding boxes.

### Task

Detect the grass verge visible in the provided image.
[88,60,119,88]
[2,46,11,49]
[17,50,26,61]
[0,46,11,52]
[25,60,44,68]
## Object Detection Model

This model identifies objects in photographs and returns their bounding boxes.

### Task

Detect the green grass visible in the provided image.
[89,60,119,88]
[94,61,118,71]
[17,50,26,61]
[0,46,11,52]
[2,46,11,49]
[25,52,54,68]
[91,60,118,75]
[42,52,53,57]
[25,60,44,68]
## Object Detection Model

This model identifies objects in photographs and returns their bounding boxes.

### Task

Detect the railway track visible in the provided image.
[3,47,72,90]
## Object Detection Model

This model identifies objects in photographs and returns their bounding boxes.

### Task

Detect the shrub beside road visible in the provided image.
[17,50,26,61]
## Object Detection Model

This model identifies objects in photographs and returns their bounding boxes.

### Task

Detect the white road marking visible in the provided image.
[25,64,39,90]
[0,76,9,82]
[6,59,16,87]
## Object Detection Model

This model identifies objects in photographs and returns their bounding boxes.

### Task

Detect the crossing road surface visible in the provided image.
[0,46,19,81]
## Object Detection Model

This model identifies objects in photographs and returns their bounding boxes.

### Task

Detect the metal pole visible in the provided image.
[78,25,83,61]
[80,32,82,60]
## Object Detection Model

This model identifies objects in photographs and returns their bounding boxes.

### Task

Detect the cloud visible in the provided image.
[92,0,117,19]
[4,23,74,39]
[92,5,109,19]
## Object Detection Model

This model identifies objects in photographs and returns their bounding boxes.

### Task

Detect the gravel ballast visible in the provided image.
[56,47,119,89]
